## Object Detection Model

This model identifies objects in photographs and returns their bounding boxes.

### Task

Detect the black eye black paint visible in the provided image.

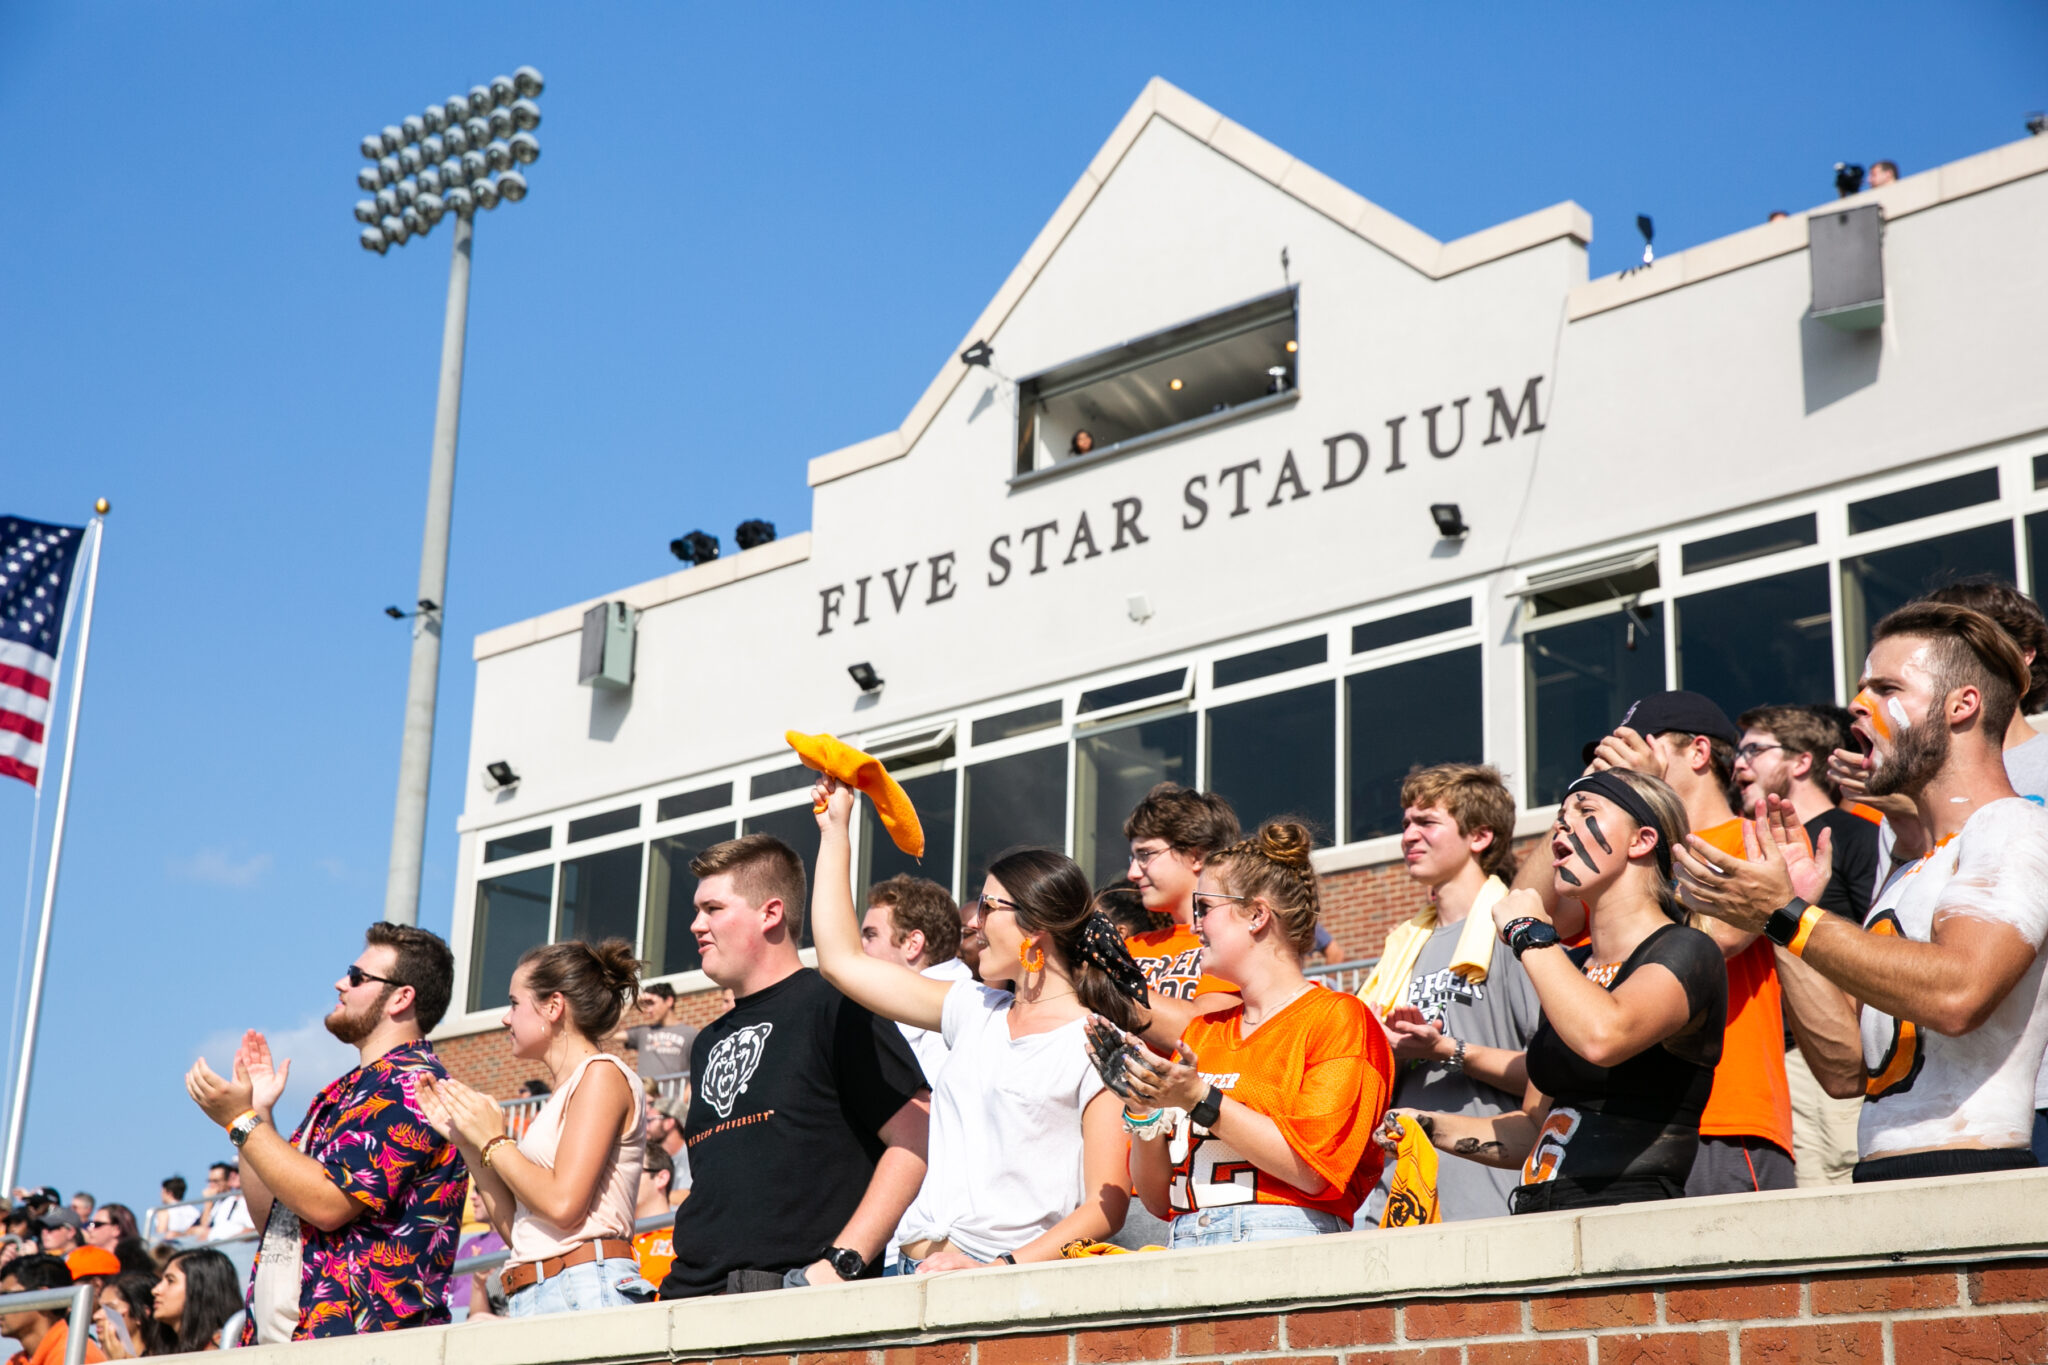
[1566,829,1600,874]
[1556,866,1582,887]
[1585,814,1614,855]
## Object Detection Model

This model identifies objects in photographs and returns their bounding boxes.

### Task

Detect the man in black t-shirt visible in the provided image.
[658,834,929,1299]
[1734,704,1879,1187]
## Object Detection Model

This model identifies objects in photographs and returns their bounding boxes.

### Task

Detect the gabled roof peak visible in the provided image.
[808,76,1590,488]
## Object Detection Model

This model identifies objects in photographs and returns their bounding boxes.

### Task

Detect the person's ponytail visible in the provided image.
[988,848,1148,1030]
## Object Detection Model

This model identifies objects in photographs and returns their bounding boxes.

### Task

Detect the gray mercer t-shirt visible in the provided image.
[1362,917,1541,1224]
[627,1022,700,1079]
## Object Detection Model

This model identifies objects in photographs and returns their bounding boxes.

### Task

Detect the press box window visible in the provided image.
[1014,288,1297,475]
[657,783,732,823]
[1676,566,1833,719]
[963,746,1067,895]
[1352,599,1471,655]
[645,824,736,978]
[1841,523,2015,680]
[1847,469,1998,535]
[1347,648,1481,842]
[972,700,1061,745]
[1213,636,1326,688]
[1682,514,1819,575]
[558,845,642,948]
[863,770,957,900]
[469,865,553,1012]
[484,827,551,863]
[1076,715,1194,886]
[1210,681,1335,843]
[1525,607,1667,807]
[567,805,639,843]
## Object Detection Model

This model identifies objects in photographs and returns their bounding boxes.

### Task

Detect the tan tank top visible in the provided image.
[508,1052,645,1265]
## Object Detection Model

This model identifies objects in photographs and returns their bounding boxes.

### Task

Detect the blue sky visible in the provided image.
[1,2,2042,1208]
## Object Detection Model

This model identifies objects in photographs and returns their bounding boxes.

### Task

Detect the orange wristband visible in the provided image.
[1787,904,1827,957]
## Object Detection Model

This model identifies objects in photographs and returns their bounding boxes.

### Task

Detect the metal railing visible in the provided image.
[498,1070,689,1138]
[1304,956,1377,996]
[0,1282,95,1365]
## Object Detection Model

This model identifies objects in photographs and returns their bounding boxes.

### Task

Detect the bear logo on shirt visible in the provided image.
[701,1022,773,1118]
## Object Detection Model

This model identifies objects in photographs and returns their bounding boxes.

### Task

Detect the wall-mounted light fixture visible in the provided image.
[670,531,720,565]
[734,519,777,551]
[1127,594,1154,624]
[1431,504,1469,539]
[848,662,884,692]
[483,760,519,789]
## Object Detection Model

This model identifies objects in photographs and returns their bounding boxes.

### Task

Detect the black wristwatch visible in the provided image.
[1188,1084,1223,1129]
[823,1246,866,1280]
[1509,920,1561,959]
[1763,897,1810,948]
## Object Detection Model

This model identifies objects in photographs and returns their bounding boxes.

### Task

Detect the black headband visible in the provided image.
[1564,771,1672,881]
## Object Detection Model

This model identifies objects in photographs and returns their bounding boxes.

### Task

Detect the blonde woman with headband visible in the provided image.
[1383,770,1730,1213]
[1102,821,1394,1246]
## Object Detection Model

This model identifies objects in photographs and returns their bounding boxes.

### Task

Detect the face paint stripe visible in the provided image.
[1584,814,1614,855]
[1566,829,1601,873]
[1556,866,1582,887]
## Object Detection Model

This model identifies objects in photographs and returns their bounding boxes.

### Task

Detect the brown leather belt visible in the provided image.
[501,1238,638,1295]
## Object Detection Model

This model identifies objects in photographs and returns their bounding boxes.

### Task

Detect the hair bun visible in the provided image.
[1254,820,1314,870]
[590,938,643,996]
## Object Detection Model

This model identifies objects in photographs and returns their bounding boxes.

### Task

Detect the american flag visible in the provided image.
[0,517,85,788]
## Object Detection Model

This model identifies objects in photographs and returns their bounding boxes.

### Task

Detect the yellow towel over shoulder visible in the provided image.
[785,731,925,858]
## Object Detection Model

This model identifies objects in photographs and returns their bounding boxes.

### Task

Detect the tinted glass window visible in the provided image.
[1347,647,1483,841]
[962,746,1068,896]
[1841,523,2016,677]
[1847,469,1998,535]
[2029,511,2048,601]
[972,701,1062,745]
[1076,714,1195,886]
[1078,669,1188,715]
[1681,514,1819,575]
[558,844,643,948]
[484,827,550,863]
[1213,636,1327,688]
[567,806,639,843]
[864,770,957,899]
[469,865,553,1011]
[1208,682,1335,843]
[657,783,732,823]
[750,764,815,800]
[743,805,822,948]
[1677,566,1835,717]
[645,824,735,978]
[1352,600,1472,654]
[1526,608,1668,806]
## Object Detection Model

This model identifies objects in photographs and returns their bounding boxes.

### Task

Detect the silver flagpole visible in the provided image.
[0,506,106,1198]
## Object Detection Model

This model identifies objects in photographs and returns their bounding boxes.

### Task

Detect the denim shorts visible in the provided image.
[505,1257,657,1317]
[1167,1204,1346,1248]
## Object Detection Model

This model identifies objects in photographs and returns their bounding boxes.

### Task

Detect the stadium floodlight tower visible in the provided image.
[354,66,544,927]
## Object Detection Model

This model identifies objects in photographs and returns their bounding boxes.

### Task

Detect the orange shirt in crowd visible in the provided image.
[11,1322,103,1365]
[1166,986,1393,1224]
[1125,925,1236,1003]
[634,1224,675,1286]
[1692,818,1795,1159]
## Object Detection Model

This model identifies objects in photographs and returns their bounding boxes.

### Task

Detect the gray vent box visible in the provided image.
[1810,204,1885,331]
[578,601,637,690]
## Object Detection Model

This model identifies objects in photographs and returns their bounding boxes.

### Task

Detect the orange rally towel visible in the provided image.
[1379,1115,1441,1228]
[784,730,925,858]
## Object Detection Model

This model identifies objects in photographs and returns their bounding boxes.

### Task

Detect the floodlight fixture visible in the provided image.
[960,339,994,368]
[848,662,885,693]
[735,519,777,550]
[1430,503,1468,539]
[670,530,720,565]
[484,760,519,789]
[354,68,547,927]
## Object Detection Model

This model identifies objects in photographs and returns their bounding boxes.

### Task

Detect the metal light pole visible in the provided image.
[356,68,544,926]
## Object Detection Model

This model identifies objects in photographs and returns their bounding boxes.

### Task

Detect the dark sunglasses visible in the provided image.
[86,1219,117,1230]
[346,965,402,990]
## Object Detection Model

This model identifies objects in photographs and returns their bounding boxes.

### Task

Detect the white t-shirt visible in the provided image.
[209,1192,253,1238]
[894,981,1108,1262]
[898,958,977,1084]
[1859,798,2048,1158]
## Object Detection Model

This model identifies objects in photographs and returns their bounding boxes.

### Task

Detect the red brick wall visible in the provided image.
[438,843,1542,1099]
[675,1262,2048,1365]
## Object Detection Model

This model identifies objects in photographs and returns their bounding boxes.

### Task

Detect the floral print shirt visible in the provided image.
[239,1039,470,1340]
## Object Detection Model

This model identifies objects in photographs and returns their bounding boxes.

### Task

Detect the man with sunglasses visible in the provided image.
[183,922,466,1343]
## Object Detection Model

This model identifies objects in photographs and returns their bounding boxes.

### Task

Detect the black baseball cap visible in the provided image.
[1581,690,1740,763]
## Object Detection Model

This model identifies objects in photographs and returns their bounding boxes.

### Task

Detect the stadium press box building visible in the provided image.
[431,78,2048,1077]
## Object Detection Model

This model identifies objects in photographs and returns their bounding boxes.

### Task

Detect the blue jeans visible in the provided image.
[505,1257,656,1317]
[1167,1205,1346,1248]
[882,1255,923,1277]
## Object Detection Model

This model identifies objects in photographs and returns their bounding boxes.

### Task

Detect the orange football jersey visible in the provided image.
[1126,925,1237,1003]
[1165,985,1393,1222]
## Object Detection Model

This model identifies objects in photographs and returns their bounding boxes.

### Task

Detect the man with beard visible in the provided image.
[184,923,467,1341]
[1681,602,2048,1182]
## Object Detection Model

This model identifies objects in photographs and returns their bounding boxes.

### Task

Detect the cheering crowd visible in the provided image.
[18,576,2021,1350]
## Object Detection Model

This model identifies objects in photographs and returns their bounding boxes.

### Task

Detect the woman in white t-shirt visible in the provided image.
[809,774,1150,1273]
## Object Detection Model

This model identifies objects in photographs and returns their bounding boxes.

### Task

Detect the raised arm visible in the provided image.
[809,775,951,1033]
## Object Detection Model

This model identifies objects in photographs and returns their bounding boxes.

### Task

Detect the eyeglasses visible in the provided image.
[968,894,1020,918]
[1734,743,1784,763]
[1129,846,1171,871]
[1190,892,1245,922]
[345,965,401,990]
[86,1219,117,1230]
